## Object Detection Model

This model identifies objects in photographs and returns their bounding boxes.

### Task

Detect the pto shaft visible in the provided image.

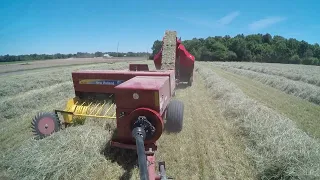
[132,127,149,180]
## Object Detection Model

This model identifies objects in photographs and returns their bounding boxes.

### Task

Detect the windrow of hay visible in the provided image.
[0,82,74,151]
[196,64,320,179]
[213,61,320,86]
[0,121,131,180]
[210,63,320,105]
[0,61,138,98]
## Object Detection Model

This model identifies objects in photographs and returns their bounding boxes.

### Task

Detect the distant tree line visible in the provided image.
[0,51,150,63]
[150,33,320,66]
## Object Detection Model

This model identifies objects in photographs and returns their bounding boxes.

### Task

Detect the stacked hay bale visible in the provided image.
[161,30,177,70]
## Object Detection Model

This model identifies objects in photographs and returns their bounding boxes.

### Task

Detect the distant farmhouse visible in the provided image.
[103,54,112,58]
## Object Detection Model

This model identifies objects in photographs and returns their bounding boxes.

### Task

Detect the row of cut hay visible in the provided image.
[0,82,74,152]
[0,120,137,180]
[213,62,320,86]
[196,63,320,179]
[0,61,139,99]
[211,63,320,105]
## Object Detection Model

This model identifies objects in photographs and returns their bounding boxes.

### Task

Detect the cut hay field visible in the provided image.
[213,62,320,105]
[0,57,145,75]
[0,60,319,180]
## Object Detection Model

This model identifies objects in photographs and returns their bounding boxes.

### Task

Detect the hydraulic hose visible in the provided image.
[132,127,149,180]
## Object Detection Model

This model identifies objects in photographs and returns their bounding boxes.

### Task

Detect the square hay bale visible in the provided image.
[161,30,177,70]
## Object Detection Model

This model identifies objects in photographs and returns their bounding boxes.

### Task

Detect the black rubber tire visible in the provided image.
[187,73,193,86]
[188,78,193,86]
[165,100,184,132]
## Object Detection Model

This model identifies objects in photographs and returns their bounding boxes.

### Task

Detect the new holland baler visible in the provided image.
[31,31,194,180]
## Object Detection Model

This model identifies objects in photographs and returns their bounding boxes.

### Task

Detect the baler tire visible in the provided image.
[165,100,184,132]
[188,78,193,86]
[188,73,193,86]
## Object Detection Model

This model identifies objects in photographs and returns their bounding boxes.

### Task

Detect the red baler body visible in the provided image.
[72,70,175,97]
[113,76,171,146]
[70,69,175,180]
[71,70,174,146]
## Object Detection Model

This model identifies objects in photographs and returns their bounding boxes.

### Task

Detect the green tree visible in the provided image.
[209,42,229,61]
[313,43,320,59]
[229,37,247,61]
[262,33,272,44]
[227,51,237,61]
[94,51,103,57]
[150,40,162,59]
[274,41,292,63]
[298,41,308,57]
[302,57,317,65]
[289,54,301,64]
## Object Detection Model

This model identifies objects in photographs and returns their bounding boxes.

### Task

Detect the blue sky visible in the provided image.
[1,0,319,55]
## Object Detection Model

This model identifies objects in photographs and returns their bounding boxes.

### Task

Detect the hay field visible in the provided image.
[196,63,320,179]
[212,62,320,105]
[0,57,145,75]
[1,60,319,180]
[213,62,320,86]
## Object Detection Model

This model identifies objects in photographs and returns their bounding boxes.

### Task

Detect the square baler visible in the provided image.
[31,30,192,180]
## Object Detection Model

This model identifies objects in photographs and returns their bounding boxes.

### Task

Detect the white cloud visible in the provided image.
[217,11,240,25]
[249,17,287,31]
[155,11,240,29]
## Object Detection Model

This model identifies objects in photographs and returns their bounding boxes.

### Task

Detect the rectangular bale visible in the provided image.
[161,30,177,70]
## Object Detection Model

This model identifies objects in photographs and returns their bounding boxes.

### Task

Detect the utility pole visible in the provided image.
[117,41,119,57]
[147,46,149,60]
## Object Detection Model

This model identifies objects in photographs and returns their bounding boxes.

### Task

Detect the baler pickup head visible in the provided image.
[57,97,116,125]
